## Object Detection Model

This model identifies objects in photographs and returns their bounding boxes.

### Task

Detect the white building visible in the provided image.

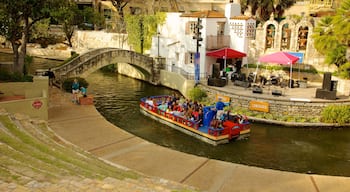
[149,1,256,80]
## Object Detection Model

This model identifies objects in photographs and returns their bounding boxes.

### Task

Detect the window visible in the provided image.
[217,22,225,35]
[103,9,111,19]
[185,21,197,35]
[186,52,195,64]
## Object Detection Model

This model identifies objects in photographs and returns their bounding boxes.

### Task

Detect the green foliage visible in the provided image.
[0,70,33,82]
[187,86,207,102]
[125,12,166,53]
[313,0,350,70]
[62,77,89,93]
[321,105,350,124]
[337,62,350,79]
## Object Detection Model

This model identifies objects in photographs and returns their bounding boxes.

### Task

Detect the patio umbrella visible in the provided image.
[258,52,299,88]
[206,47,246,71]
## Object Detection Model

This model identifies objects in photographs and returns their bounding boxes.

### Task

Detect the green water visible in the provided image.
[87,71,350,177]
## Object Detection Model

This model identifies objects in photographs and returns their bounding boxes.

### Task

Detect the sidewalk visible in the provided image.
[48,87,350,192]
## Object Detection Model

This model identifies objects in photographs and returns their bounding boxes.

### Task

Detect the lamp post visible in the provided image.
[193,17,203,85]
[157,31,160,57]
[139,17,144,54]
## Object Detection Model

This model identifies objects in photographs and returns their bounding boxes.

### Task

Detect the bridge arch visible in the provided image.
[53,48,163,85]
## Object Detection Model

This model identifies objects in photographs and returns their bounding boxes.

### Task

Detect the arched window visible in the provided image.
[298,26,308,50]
[281,24,291,50]
[266,24,275,48]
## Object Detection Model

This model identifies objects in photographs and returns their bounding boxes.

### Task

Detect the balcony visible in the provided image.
[206,35,230,50]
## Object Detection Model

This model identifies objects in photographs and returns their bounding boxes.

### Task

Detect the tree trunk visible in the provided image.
[11,42,20,73]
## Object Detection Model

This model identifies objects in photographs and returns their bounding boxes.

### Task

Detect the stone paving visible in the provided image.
[47,86,350,192]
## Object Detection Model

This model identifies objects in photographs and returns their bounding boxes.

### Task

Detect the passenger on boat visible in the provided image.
[145,97,154,106]
[215,98,225,119]
[158,102,168,111]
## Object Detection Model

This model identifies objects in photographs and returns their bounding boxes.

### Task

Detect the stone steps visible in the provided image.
[0,108,196,191]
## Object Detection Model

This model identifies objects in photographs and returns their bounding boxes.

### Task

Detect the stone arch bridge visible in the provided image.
[52,48,164,85]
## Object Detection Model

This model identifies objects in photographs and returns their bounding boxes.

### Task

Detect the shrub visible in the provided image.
[62,77,89,93]
[187,86,207,102]
[0,70,33,82]
[321,105,350,124]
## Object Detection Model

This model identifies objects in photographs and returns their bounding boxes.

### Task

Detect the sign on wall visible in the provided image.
[249,100,269,112]
[32,100,43,109]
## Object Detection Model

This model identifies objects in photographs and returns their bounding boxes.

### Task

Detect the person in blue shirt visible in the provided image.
[71,78,80,103]
[215,98,225,119]
[80,86,87,97]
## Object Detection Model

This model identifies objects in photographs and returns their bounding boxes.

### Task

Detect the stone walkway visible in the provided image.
[47,87,350,192]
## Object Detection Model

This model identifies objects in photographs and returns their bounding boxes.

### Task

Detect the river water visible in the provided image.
[86,71,350,177]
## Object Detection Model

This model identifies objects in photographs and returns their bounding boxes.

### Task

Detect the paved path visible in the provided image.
[48,87,350,192]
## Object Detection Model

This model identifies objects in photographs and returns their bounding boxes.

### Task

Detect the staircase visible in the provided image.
[0,108,196,191]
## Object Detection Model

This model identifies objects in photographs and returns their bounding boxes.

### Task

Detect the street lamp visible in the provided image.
[157,31,160,57]
[192,18,203,85]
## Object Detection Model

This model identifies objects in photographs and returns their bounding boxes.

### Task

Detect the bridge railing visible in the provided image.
[51,48,120,84]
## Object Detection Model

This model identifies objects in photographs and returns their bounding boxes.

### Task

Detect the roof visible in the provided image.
[180,10,225,18]
[230,15,254,20]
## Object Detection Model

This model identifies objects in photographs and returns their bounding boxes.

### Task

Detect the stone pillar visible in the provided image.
[152,57,166,85]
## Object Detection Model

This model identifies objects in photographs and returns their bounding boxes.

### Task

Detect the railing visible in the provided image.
[166,64,208,80]
[206,35,230,50]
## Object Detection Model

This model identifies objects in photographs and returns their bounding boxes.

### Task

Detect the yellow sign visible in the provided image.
[215,94,230,103]
[249,101,269,112]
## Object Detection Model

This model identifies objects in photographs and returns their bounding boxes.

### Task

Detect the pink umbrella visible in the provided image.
[258,52,299,87]
[258,52,299,65]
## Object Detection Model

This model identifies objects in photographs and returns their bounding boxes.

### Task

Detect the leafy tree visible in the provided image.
[110,0,131,33]
[0,0,64,74]
[124,12,165,53]
[240,0,295,22]
[51,1,78,47]
[77,7,105,30]
[313,0,350,77]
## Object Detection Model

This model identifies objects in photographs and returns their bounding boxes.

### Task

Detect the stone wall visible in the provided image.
[0,76,48,120]
[199,84,350,120]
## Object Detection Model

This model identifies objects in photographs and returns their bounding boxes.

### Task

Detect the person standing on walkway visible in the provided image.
[46,68,55,87]
[72,78,80,104]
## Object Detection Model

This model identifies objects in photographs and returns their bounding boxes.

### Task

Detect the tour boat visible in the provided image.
[139,95,251,146]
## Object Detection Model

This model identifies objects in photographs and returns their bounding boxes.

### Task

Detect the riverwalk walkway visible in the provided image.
[47,86,350,192]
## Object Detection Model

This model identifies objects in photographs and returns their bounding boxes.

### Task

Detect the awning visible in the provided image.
[206,47,246,59]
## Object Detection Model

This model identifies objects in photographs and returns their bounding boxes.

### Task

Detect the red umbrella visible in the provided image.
[206,47,247,59]
[206,48,246,70]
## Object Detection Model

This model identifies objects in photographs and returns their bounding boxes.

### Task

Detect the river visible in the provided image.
[86,71,350,177]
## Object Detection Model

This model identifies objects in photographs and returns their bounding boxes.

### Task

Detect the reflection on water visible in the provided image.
[87,71,350,177]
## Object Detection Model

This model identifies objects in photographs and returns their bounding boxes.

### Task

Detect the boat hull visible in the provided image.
[140,105,230,146]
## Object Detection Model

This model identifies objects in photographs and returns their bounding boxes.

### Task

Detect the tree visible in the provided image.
[51,1,78,47]
[0,0,64,74]
[110,0,131,33]
[313,0,350,76]
[124,12,165,53]
[241,0,295,22]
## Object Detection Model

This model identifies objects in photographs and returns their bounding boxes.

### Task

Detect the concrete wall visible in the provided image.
[0,76,48,120]
[159,70,196,98]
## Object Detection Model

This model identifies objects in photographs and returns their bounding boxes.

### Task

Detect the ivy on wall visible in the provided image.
[124,12,166,53]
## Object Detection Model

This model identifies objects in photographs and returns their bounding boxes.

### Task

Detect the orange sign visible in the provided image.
[249,101,269,112]
[215,94,230,103]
